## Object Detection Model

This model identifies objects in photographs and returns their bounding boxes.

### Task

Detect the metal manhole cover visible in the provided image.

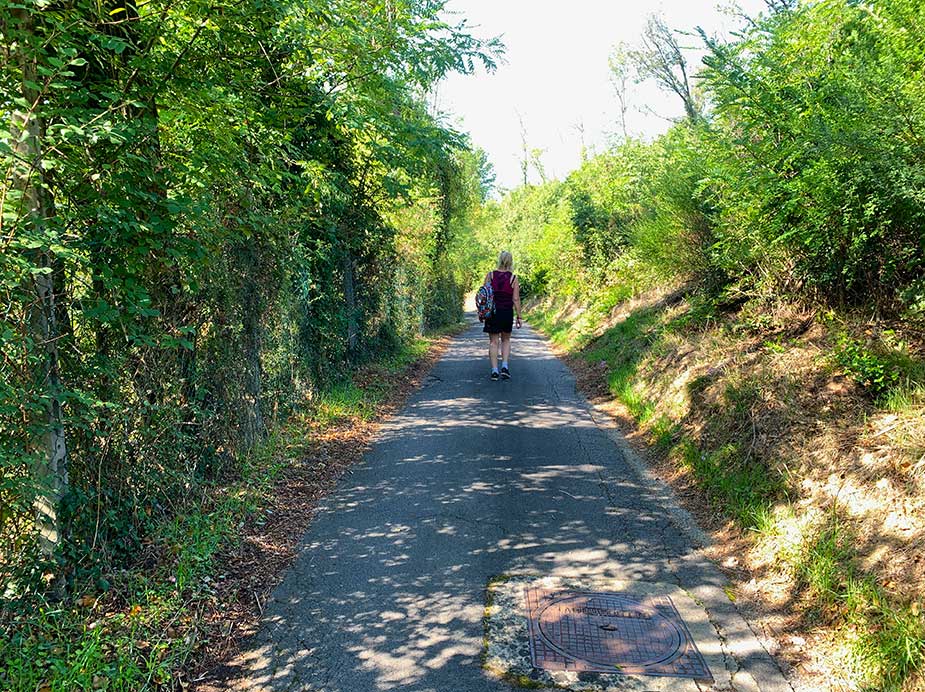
[525,588,713,680]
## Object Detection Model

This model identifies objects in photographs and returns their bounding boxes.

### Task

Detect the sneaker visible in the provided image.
[500,366,511,380]
[490,370,500,381]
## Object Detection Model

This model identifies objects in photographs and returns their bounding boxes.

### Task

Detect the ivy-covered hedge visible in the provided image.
[1,0,499,606]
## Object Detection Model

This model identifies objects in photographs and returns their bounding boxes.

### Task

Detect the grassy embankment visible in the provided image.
[0,331,455,692]
[530,279,925,691]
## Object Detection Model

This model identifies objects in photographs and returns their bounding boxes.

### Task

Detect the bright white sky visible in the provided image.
[434,0,768,191]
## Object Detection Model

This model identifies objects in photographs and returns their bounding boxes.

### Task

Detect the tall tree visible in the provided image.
[6,3,69,593]
[631,15,701,123]
[608,42,632,140]
[517,111,529,186]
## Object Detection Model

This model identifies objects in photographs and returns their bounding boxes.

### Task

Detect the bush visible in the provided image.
[701,0,925,309]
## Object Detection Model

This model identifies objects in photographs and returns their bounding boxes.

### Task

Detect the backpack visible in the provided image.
[475,272,495,322]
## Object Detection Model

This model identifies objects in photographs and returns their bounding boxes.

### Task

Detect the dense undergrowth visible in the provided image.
[0,331,444,691]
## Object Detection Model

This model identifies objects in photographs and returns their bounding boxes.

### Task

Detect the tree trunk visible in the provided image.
[240,253,266,447]
[29,262,68,571]
[342,251,359,354]
[11,6,69,594]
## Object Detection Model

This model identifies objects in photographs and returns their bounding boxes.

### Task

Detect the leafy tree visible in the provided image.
[0,0,502,613]
[700,0,925,306]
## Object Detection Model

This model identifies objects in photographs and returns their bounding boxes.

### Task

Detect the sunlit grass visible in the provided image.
[785,514,925,690]
[530,287,925,690]
[673,440,781,530]
[312,334,442,425]
[650,416,679,452]
[313,381,380,424]
[881,384,925,412]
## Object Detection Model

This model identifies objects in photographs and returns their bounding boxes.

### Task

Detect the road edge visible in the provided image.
[535,326,796,692]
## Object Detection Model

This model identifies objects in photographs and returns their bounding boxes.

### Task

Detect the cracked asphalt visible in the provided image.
[218,318,793,692]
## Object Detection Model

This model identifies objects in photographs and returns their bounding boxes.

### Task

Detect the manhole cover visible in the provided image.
[525,588,713,680]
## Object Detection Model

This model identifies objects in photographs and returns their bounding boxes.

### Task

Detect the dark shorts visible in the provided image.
[483,307,514,334]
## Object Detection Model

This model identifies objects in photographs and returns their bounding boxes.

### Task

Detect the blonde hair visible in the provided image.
[496,251,513,271]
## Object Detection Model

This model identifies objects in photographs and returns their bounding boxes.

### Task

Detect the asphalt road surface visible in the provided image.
[216,317,792,692]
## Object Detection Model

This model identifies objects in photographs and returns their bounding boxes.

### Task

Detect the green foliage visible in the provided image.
[565,145,644,273]
[475,182,580,297]
[629,125,722,283]
[1,0,500,685]
[479,0,925,318]
[700,0,925,308]
[791,515,925,688]
[832,330,925,401]
[834,336,902,399]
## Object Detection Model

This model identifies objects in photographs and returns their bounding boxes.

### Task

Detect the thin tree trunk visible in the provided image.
[240,253,265,447]
[11,6,68,594]
[342,251,358,354]
[30,264,68,567]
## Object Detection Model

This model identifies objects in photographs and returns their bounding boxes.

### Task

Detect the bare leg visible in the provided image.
[501,333,512,365]
[489,333,499,370]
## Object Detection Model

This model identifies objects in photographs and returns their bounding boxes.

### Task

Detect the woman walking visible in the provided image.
[483,251,522,380]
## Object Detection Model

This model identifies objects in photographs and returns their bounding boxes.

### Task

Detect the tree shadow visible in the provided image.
[201,317,777,691]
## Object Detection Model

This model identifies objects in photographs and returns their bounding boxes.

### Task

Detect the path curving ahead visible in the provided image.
[215,317,792,692]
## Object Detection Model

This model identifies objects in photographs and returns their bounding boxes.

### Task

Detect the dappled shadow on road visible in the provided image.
[203,319,773,691]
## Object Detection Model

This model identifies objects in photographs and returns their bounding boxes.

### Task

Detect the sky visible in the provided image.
[433,0,768,191]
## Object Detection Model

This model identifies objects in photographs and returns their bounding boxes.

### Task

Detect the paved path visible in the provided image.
[220,318,792,691]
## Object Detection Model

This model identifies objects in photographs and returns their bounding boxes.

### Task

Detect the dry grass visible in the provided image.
[531,286,925,691]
